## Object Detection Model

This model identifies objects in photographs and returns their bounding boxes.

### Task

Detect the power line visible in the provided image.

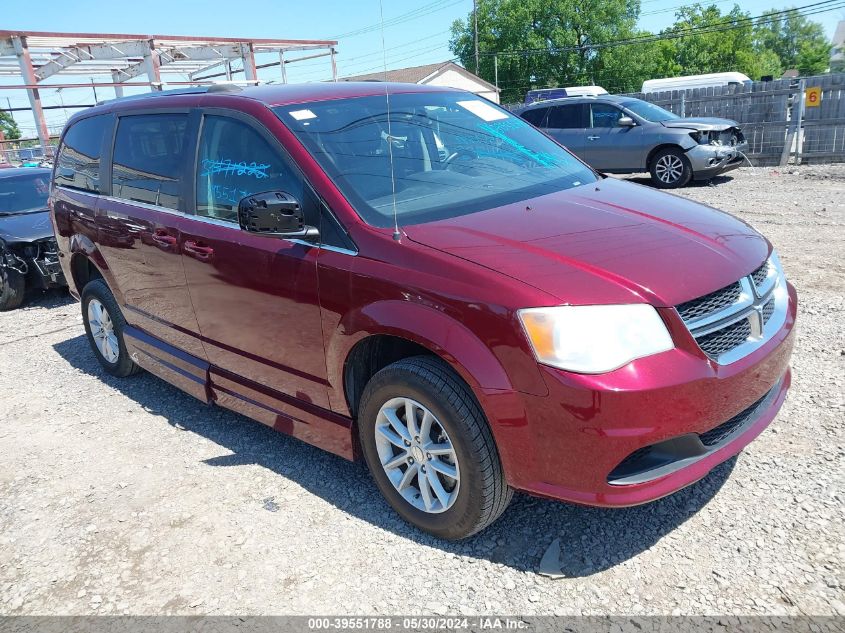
[299,44,452,82]
[328,0,466,40]
[640,0,734,17]
[291,30,452,71]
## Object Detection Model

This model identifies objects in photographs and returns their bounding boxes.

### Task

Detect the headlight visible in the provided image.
[517,304,674,374]
[689,131,716,145]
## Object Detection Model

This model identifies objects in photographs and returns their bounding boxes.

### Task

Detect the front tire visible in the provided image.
[650,147,692,189]
[358,356,512,540]
[0,266,25,311]
[81,278,140,377]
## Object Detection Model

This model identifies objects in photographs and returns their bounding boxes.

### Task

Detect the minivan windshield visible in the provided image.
[620,99,680,123]
[0,172,50,216]
[275,92,597,227]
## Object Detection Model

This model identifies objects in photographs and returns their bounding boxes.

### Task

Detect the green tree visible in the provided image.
[0,110,20,141]
[753,8,830,71]
[796,38,831,75]
[449,0,641,103]
[591,36,679,93]
[737,47,783,80]
[658,5,758,77]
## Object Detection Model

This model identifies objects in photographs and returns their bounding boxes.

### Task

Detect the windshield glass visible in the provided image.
[621,99,679,123]
[275,92,597,227]
[0,172,50,215]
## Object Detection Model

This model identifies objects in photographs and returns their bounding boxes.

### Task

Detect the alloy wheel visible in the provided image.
[655,154,685,184]
[87,298,120,363]
[374,397,460,513]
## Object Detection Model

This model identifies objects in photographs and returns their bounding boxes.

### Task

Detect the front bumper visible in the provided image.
[484,282,797,507]
[28,253,67,289]
[687,142,747,179]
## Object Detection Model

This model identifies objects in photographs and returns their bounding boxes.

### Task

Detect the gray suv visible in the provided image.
[516,95,747,188]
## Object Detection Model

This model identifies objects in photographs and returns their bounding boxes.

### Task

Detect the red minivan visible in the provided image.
[50,83,796,539]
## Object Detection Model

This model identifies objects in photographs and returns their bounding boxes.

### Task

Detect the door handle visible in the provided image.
[588,135,601,140]
[151,230,177,249]
[183,239,215,262]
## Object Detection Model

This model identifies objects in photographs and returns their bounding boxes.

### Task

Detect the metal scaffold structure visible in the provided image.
[0,30,339,157]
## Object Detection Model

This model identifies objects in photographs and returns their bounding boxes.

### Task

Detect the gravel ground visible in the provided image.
[0,165,843,616]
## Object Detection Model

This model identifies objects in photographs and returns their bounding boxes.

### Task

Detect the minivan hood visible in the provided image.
[0,209,54,244]
[405,178,769,307]
[661,117,739,131]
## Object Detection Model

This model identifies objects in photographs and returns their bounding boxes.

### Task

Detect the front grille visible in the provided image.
[751,261,769,288]
[699,387,772,446]
[697,318,752,360]
[676,282,742,322]
[762,298,775,325]
[675,257,782,364]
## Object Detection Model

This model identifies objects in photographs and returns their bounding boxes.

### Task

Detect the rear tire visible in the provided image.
[81,278,140,377]
[358,356,512,540]
[650,147,692,189]
[0,267,25,311]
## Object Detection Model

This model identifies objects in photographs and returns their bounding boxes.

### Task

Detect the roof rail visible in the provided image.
[99,83,242,105]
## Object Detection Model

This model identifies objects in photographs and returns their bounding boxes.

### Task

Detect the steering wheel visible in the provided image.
[443,147,477,169]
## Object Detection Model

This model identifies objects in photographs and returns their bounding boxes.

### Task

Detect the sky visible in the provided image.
[2,0,844,137]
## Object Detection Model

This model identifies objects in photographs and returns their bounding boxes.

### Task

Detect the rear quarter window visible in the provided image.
[520,107,549,127]
[111,114,189,211]
[55,115,111,193]
[546,104,585,129]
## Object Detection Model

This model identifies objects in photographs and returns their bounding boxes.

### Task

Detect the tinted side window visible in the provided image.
[546,105,584,129]
[590,104,623,128]
[520,107,549,126]
[55,115,110,193]
[111,114,189,210]
[196,115,303,223]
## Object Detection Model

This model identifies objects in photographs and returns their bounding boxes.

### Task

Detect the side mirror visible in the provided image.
[618,116,636,127]
[238,191,319,240]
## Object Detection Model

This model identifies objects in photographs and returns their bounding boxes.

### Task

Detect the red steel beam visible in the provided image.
[0,30,337,46]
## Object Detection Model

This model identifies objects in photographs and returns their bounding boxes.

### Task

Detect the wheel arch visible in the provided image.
[329,300,515,419]
[69,251,104,292]
[66,235,117,301]
[646,143,687,170]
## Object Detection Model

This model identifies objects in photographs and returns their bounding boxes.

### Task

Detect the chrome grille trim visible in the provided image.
[676,253,788,365]
[752,259,777,297]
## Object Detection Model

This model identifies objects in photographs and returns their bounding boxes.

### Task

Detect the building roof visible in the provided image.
[832,21,845,63]
[341,61,499,92]
[834,20,845,45]
[0,29,337,82]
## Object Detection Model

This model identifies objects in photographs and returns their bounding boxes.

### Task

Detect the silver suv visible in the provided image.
[516,95,747,188]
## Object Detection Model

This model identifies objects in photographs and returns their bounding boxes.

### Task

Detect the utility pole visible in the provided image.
[494,54,498,92]
[473,0,480,76]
